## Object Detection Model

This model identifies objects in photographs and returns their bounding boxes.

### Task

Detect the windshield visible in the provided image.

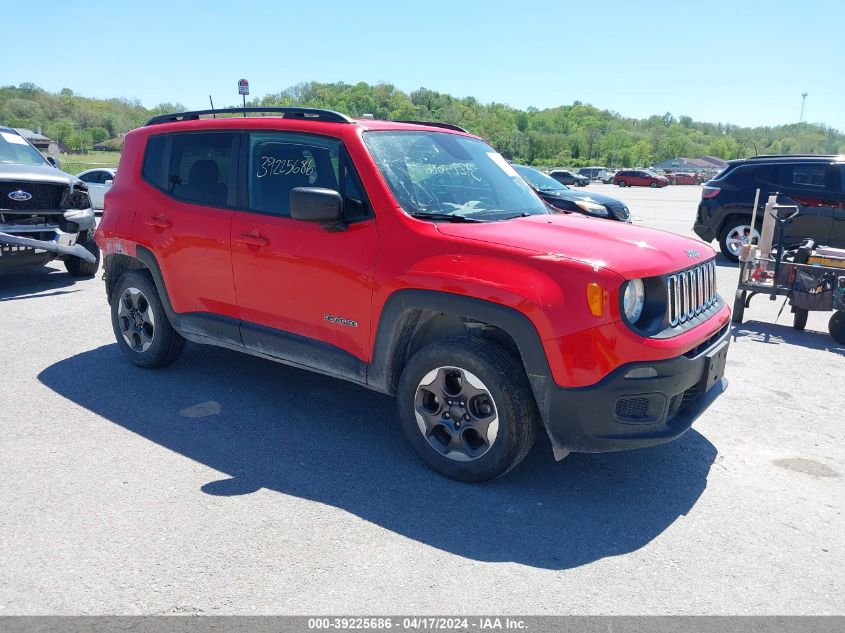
[363,131,548,221]
[0,130,49,166]
[513,164,569,192]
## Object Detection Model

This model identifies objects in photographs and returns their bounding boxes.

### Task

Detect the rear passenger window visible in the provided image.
[777,164,828,189]
[247,132,369,220]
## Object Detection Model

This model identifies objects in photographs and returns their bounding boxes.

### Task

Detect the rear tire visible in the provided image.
[829,311,845,345]
[110,270,186,368]
[64,229,100,277]
[719,218,761,263]
[732,292,745,324]
[396,337,538,482]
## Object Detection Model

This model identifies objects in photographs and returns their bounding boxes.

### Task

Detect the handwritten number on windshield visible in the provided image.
[425,162,482,182]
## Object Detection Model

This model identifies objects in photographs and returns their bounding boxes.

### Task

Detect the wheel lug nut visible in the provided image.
[443,412,450,419]
[446,400,452,406]
[464,414,470,421]
[455,421,461,429]
[460,401,465,407]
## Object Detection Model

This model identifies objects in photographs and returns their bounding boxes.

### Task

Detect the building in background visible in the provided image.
[12,127,62,157]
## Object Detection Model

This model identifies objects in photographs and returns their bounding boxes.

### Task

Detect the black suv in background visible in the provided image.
[548,169,589,187]
[694,154,845,261]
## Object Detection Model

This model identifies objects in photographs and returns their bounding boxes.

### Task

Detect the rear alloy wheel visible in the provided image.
[111,270,185,368]
[397,337,538,482]
[719,221,760,263]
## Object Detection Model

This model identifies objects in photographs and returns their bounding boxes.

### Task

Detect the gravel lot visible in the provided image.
[1,184,842,615]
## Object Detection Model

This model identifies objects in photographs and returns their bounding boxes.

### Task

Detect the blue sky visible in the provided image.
[4,0,844,130]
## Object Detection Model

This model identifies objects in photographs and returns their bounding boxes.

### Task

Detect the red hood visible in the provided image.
[436,214,713,278]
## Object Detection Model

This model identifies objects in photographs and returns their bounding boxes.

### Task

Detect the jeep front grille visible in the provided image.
[667,260,717,326]
[0,181,66,212]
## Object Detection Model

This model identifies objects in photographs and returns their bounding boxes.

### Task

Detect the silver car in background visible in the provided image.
[76,168,116,211]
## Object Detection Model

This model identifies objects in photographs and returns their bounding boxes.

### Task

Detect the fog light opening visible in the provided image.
[624,367,658,379]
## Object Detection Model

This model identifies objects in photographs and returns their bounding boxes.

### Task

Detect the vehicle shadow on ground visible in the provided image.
[39,343,717,570]
[0,265,83,301]
[732,320,844,356]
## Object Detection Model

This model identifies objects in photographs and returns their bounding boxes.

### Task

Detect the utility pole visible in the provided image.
[799,92,808,123]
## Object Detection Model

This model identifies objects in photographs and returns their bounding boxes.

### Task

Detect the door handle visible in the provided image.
[237,232,269,247]
[145,215,172,229]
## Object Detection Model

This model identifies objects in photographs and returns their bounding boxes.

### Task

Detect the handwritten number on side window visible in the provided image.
[256,156,314,178]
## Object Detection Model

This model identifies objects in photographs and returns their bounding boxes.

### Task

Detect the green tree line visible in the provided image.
[2,81,844,166]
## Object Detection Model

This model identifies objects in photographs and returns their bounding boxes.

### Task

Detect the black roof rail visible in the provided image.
[394,120,469,133]
[744,153,839,160]
[145,107,353,126]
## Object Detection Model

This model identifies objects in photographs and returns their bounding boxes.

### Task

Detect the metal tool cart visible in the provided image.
[732,193,845,344]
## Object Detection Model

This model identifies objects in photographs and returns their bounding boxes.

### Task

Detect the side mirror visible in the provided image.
[105,179,114,185]
[47,156,60,169]
[290,187,344,227]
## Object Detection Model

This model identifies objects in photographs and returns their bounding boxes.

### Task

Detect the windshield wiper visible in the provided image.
[497,211,537,220]
[410,212,487,223]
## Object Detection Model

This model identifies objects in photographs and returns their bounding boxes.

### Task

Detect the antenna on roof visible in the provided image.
[209,96,216,118]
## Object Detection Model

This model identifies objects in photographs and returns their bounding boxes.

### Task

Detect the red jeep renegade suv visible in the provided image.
[96,107,730,482]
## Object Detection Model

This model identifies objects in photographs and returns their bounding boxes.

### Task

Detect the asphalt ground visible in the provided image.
[1,184,842,615]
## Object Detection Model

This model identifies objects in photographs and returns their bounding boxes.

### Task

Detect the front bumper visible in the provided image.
[0,207,97,265]
[693,202,718,242]
[539,323,730,456]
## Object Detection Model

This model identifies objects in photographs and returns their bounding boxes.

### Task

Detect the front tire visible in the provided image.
[110,270,186,368]
[650,181,658,188]
[618,180,627,187]
[396,337,538,482]
[65,229,100,277]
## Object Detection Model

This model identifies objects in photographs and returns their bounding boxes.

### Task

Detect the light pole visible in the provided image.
[799,92,808,123]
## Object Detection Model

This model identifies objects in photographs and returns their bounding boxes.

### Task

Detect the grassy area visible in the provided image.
[57,150,122,176]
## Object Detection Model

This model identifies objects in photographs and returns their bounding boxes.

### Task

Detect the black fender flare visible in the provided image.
[367,289,554,403]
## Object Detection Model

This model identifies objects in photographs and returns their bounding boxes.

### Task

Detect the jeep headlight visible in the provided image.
[574,200,609,216]
[622,279,645,323]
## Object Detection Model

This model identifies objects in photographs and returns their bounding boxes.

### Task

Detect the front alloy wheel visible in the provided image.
[397,337,538,482]
[414,366,499,462]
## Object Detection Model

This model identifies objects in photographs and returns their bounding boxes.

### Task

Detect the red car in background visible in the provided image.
[666,172,698,185]
[614,169,669,188]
